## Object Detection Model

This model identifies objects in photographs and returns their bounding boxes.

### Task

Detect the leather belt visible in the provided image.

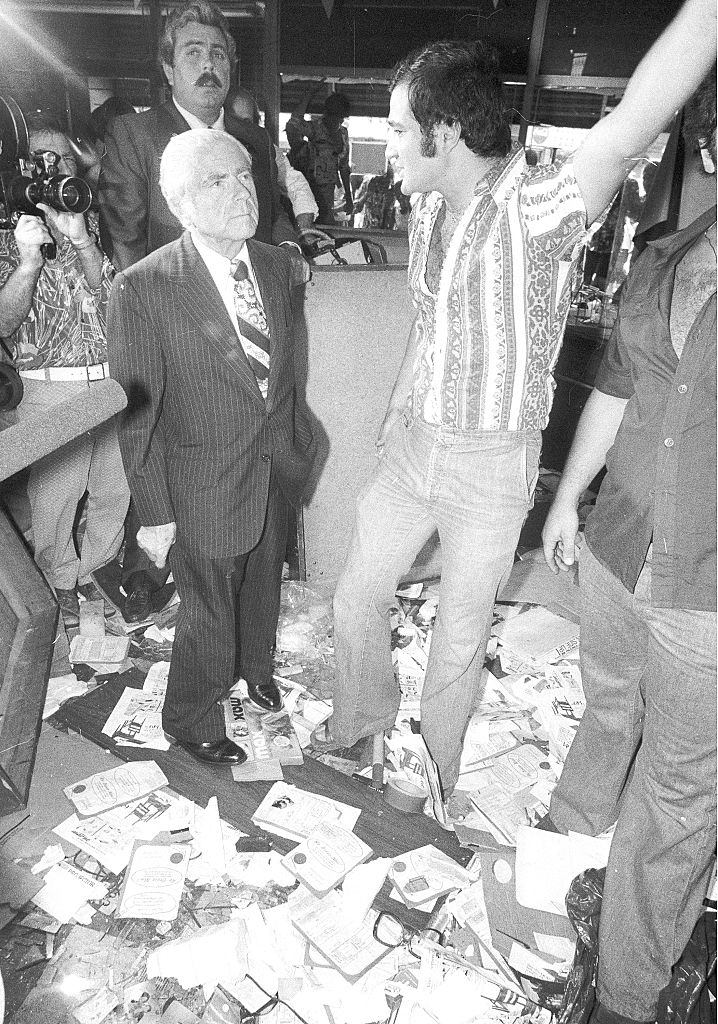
[19,362,110,383]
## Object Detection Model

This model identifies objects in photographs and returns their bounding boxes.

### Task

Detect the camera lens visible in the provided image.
[42,175,91,214]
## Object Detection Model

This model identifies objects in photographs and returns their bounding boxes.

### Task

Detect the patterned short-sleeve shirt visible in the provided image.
[408,145,587,431]
[0,212,114,369]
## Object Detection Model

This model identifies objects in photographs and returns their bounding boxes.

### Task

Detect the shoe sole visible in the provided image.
[174,738,246,766]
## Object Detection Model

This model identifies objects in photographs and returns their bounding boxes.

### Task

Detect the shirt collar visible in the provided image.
[425,146,527,217]
[474,144,525,201]
[173,97,225,131]
[191,233,248,280]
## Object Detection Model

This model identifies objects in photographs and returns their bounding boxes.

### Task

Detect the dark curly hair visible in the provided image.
[324,92,351,120]
[159,1,236,69]
[683,64,716,163]
[389,39,510,159]
[88,96,135,142]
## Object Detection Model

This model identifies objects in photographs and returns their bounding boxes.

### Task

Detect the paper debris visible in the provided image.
[31,844,66,874]
[251,782,361,842]
[341,858,392,928]
[102,685,170,750]
[146,917,249,999]
[63,760,168,817]
[514,824,611,916]
[54,789,189,875]
[289,887,391,981]
[492,606,579,664]
[32,860,108,924]
[282,821,372,895]
[72,985,119,1024]
[117,841,190,921]
[70,634,130,665]
[43,672,91,719]
[389,846,470,910]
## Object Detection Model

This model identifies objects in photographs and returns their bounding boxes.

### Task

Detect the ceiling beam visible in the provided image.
[5,1,263,15]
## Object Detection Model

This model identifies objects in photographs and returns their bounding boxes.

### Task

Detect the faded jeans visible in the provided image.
[549,542,717,1020]
[331,411,541,795]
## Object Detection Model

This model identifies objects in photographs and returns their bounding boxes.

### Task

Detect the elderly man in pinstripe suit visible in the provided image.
[108,130,316,765]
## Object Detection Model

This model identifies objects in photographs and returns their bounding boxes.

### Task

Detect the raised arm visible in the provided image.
[574,0,717,225]
[291,79,326,120]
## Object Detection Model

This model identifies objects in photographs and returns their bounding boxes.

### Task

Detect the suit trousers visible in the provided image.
[549,543,717,1020]
[164,477,290,744]
[331,411,541,796]
[15,378,130,590]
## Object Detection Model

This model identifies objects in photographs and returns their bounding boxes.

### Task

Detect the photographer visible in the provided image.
[0,123,129,628]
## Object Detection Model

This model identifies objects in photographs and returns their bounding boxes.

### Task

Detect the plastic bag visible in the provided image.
[275,582,335,697]
[657,911,716,1024]
[557,866,715,1024]
[557,867,605,1024]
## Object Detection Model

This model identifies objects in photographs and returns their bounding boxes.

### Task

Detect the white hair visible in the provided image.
[159,128,251,228]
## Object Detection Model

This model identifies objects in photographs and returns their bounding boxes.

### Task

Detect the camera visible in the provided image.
[0,96,92,260]
[5,148,92,219]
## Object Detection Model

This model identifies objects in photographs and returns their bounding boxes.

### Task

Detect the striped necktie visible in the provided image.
[231,259,270,399]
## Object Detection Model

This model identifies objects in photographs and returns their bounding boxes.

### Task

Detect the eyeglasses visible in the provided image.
[31,149,78,170]
[234,974,312,1024]
[372,912,441,956]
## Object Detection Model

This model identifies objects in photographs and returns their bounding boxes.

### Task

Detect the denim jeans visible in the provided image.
[331,411,541,795]
[549,543,717,1019]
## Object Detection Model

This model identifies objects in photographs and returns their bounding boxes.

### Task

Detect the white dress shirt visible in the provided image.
[173,98,225,131]
[190,235,266,344]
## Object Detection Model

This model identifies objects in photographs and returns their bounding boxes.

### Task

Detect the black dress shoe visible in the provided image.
[123,573,153,623]
[246,678,283,713]
[77,580,117,618]
[175,737,247,765]
[54,587,80,628]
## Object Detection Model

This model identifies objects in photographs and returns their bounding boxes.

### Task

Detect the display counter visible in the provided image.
[295,263,414,588]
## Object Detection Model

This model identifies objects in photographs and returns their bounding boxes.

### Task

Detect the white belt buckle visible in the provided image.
[86,363,106,382]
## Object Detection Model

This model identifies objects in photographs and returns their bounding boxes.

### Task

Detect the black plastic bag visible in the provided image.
[556,865,715,1024]
[557,867,606,1024]
[657,910,716,1024]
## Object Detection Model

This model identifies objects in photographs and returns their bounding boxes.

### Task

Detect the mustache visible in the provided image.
[195,72,222,88]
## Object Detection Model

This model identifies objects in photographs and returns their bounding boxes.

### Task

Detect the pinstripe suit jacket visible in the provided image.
[108,232,315,558]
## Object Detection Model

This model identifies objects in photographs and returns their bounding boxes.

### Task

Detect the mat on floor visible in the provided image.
[54,671,470,925]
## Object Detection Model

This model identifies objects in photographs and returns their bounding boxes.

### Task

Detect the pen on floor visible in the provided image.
[496,929,530,948]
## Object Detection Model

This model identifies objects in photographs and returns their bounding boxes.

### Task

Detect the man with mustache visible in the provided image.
[99,1,299,268]
[99,0,304,631]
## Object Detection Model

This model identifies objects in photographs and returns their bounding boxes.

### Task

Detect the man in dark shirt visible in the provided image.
[541,77,716,1024]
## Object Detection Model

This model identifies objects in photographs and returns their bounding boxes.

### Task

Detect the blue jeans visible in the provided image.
[331,411,541,795]
[549,543,717,1019]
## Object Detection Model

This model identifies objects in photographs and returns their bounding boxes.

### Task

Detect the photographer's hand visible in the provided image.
[0,215,48,337]
[37,205,87,247]
[14,214,51,269]
[37,204,103,290]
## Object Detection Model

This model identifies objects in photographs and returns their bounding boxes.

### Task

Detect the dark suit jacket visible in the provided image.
[98,101,297,271]
[107,233,315,558]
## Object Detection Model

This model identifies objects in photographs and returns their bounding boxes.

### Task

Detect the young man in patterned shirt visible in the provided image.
[319,0,716,803]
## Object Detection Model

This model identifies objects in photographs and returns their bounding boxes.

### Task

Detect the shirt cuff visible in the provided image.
[279,241,303,255]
